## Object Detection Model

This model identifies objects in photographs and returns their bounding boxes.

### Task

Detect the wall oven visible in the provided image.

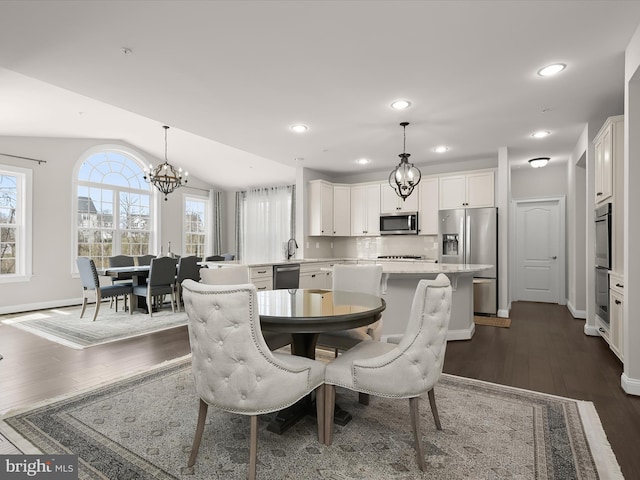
[379,212,418,235]
[594,203,611,325]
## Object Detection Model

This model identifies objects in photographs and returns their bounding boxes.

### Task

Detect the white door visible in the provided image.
[515,199,562,303]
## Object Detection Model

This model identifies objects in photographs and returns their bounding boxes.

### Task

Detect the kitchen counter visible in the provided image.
[200,258,489,340]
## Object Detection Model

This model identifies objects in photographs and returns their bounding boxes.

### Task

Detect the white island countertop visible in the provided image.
[373,262,492,275]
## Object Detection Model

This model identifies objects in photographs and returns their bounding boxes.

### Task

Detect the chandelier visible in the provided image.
[144,125,188,200]
[389,122,421,200]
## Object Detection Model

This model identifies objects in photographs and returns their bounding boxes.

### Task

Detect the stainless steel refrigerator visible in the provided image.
[438,207,498,315]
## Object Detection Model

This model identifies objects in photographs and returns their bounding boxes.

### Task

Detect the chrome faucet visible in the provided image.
[286,238,298,260]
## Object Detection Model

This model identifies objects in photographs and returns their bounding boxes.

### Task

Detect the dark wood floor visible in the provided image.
[1,301,639,476]
[444,301,640,478]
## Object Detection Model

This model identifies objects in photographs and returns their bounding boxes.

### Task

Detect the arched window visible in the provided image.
[75,147,154,269]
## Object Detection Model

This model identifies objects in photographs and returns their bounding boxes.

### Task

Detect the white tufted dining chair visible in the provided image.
[317,264,384,353]
[181,280,326,480]
[199,265,292,351]
[323,274,452,471]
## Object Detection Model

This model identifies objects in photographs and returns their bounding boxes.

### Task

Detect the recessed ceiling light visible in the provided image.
[434,146,449,153]
[528,157,550,168]
[356,158,370,165]
[532,130,551,138]
[120,47,133,55]
[390,100,411,110]
[537,63,566,76]
[290,124,309,133]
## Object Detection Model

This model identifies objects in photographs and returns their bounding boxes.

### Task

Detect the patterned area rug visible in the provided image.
[0,304,187,349]
[0,357,621,479]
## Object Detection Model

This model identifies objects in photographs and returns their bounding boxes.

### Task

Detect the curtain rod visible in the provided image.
[0,152,47,165]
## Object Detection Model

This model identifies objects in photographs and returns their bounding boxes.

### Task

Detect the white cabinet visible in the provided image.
[609,273,624,361]
[308,180,351,236]
[351,183,381,236]
[308,180,333,236]
[439,171,494,210]
[594,116,622,205]
[418,176,439,235]
[299,261,338,289]
[594,116,624,273]
[380,182,419,213]
[332,185,351,236]
[250,265,273,291]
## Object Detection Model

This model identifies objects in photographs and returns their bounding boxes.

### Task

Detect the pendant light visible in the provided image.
[143,125,188,200]
[389,122,421,201]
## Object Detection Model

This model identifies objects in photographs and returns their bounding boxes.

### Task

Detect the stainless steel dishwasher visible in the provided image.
[273,263,300,289]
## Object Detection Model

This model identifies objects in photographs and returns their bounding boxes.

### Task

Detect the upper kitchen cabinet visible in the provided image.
[439,171,494,210]
[333,185,351,236]
[418,176,439,235]
[351,183,381,236]
[308,180,351,236]
[380,181,419,213]
[594,115,623,207]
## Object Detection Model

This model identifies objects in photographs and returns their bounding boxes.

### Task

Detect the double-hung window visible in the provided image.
[0,165,32,282]
[184,195,208,258]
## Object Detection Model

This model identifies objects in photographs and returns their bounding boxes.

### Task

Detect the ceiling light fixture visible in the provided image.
[290,124,309,133]
[532,130,551,138]
[434,145,449,153]
[528,157,550,168]
[390,99,411,110]
[144,125,188,201]
[389,122,421,201]
[537,63,566,76]
[356,158,370,165]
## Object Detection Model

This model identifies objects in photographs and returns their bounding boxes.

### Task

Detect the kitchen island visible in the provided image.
[202,258,491,341]
[375,262,492,341]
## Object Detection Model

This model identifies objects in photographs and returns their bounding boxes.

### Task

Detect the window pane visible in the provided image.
[0,175,17,225]
[76,150,152,267]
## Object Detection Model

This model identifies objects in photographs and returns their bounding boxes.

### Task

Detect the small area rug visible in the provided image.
[0,304,187,349]
[0,356,621,479]
[474,315,511,328]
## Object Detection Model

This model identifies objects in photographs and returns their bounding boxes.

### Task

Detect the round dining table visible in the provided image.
[257,288,386,433]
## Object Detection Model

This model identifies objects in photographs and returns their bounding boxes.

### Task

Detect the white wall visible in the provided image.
[622,23,640,394]
[566,126,588,318]
[0,135,217,314]
[510,164,568,199]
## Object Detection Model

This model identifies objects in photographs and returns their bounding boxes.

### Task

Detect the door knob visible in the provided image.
[551,256,557,259]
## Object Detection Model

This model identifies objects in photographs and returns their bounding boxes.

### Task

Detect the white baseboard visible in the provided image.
[584,323,600,337]
[446,323,475,341]
[566,300,586,319]
[621,373,640,396]
[0,297,82,315]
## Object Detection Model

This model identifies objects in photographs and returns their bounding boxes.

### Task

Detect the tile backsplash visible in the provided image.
[331,235,439,260]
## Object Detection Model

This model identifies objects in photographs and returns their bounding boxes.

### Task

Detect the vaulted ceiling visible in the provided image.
[1,1,640,189]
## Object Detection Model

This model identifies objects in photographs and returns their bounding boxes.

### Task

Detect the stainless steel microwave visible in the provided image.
[380,212,418,235]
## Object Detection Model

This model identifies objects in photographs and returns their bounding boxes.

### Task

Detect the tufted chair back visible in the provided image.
[182,279,324,414]
[323,274,452,469]
[77,256,100,291]
[182,280,326,478]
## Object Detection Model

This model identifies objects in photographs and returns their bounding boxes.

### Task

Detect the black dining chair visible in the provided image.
[132,256,178,316]
[175,255,202,311]
[77,257,133,321]
[136,254,156,266]
[204,255,224,262]
[107,255,135,310]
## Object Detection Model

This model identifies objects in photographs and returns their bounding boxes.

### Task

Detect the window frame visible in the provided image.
[183,193,209,259]
[71,145,159,274]
[0,163,33,284]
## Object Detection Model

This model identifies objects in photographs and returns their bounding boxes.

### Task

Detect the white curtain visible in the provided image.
[239,185,294,263]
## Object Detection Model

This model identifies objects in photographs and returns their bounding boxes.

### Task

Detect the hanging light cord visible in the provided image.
[164,125,169,162]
